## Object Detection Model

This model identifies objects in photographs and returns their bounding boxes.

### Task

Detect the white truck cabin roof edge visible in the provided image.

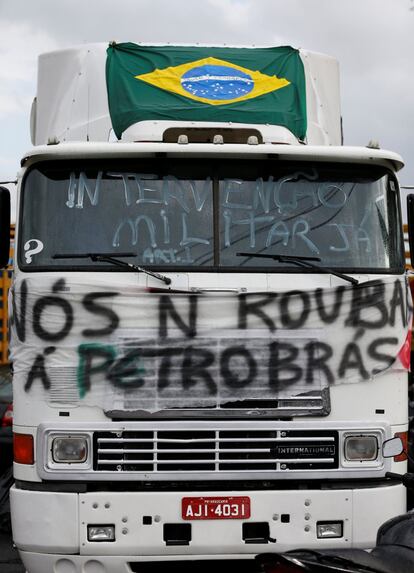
[20,142,404,172]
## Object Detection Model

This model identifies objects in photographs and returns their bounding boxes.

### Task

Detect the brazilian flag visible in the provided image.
[106,43,307,141]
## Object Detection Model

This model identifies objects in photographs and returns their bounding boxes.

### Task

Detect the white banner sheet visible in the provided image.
[9,276,411,412]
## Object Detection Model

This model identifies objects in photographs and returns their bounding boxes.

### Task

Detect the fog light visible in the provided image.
[317,521,343,539]
[52,436,88,463]
[87,525,115,542]
[344,435,378,461]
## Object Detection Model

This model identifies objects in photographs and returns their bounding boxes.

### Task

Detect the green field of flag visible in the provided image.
[106,42,307,140]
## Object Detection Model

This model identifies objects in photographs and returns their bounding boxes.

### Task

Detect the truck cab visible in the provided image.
[4,43,412,573]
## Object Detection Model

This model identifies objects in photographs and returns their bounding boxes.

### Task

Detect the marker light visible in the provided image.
[1,403,13,427]
[317,521,343,539]
[394,432,408,462]
[344,435,378,461]
[13,433,34,465]
[52,436,88,463]
[87,525,115,542]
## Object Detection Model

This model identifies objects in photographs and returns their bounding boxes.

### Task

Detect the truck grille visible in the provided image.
[93,429,338,474]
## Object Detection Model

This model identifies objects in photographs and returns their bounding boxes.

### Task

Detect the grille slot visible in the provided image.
[94,429,338,474]
[47,367,79,404]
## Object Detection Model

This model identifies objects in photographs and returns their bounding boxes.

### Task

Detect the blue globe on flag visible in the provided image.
[181,64,254,101]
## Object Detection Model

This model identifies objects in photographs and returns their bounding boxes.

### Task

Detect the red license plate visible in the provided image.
[182,496,251,520]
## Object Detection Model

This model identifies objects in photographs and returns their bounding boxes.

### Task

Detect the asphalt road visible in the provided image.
[0,531,25,573]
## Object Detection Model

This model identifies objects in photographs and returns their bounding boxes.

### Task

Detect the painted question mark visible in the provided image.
[24,239,44,264]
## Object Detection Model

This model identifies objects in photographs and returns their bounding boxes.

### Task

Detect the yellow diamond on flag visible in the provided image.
[135,57,290,106]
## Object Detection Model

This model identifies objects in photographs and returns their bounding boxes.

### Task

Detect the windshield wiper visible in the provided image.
[236,252,358,285]
[53,252,172,285]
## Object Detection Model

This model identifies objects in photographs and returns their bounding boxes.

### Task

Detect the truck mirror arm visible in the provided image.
[407,194,414,268]
[0,186,10,269]
[385,472,414,489]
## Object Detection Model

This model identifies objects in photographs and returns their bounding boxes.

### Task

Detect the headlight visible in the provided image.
[344,435,378,461]
[52,436,88,463]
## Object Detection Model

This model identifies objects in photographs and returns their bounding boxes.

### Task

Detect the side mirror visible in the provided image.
[382,436,404,459]
[0,186,10,269]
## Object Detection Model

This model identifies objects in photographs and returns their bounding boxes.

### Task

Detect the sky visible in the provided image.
[1,0,414,214]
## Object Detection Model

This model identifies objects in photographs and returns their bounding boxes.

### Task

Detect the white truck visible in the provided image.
[2,43,412,572]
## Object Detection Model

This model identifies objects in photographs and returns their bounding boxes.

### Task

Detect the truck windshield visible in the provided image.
[20,158,403,272]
